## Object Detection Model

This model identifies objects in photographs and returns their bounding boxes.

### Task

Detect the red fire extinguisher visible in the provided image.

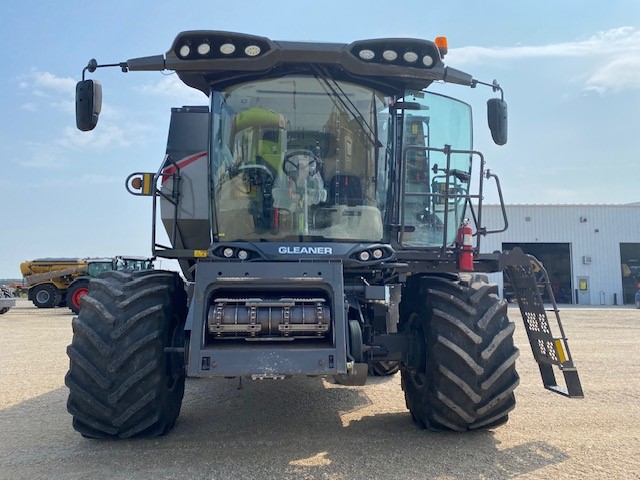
[457,219,474,271]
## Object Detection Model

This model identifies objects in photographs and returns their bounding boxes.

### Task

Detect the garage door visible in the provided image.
[503,243,573,304]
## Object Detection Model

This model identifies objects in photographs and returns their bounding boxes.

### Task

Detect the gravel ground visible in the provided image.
[1,298,639,479]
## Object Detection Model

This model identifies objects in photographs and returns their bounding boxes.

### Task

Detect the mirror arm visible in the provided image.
[81,59,129,80]
[471,78,504,100]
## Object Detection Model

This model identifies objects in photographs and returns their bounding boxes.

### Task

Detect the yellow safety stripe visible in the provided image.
[554,339,567,364]
[142,173,153,195]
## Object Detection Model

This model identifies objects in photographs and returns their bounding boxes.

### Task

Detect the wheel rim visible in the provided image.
[405,312,427,389]
[36,290,50,304]
[72,287,89,309]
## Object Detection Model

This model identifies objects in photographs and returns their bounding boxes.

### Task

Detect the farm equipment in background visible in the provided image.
[66,31,582,439]
[0,285,15,314]
[20,258,88,308]
[20,257,154,312]
[66,256,154,314]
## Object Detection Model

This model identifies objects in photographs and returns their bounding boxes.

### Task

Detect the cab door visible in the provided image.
[398,91,473,248]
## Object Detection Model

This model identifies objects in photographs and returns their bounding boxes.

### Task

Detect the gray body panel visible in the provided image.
[186,261,347,377]
[160,106,211,278]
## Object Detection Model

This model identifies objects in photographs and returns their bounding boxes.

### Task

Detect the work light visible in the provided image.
[220,43,236,55]
[382,50,398,61]
[197,43,211,55]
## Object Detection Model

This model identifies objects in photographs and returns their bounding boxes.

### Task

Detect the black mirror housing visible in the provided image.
[76,79,102,131]
[487,98,507,146]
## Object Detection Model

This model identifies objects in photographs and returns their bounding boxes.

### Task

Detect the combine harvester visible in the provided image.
[65,30,583,438]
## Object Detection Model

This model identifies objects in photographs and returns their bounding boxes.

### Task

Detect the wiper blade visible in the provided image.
[311,64,382,148]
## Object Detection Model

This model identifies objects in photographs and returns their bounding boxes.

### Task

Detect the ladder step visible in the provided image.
[501,247,584,399]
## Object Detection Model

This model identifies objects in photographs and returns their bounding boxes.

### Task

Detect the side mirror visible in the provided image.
[487,98,507,146]
[76,79,102,131]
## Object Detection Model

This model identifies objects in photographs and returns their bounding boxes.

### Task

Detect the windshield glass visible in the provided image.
[400,91,472,247]
[211,75,390,242]
[87,261,114,277]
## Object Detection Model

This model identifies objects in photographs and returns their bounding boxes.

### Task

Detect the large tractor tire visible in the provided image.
[66,280,90,314]
[31,284,62,308]
[401,275,519,432]
[57,294,68,307]
[0,285,13,314]
[66,270,188,439]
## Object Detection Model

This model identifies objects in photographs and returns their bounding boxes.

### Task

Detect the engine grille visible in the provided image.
[207,297,331,340]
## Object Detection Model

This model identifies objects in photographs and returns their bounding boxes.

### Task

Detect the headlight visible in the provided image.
[372,249,383,259]
[359,251,371,261]
[237,250,249,260]
[223,247,234,258]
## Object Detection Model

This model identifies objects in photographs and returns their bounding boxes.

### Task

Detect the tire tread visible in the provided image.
[401,276,520,432]
[66,270,186,439]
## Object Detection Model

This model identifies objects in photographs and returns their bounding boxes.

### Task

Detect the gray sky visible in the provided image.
[1,0,639,277]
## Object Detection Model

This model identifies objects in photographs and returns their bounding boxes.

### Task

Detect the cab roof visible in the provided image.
[125,31,473,95]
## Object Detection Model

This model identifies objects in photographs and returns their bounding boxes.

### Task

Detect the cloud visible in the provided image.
[137,74,208,104]
[20,121,146,170]
[29,70,76,94]
[584,57,640,94]
[448,27,640,94]
[17,70,76,113]
[448,27,640,64]
[33,173,121,188]
[57,124,134,150]
[20,144,69,170]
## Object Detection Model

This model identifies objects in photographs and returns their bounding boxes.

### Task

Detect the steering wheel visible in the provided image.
[229,161,276,194]
[282,150,320,181]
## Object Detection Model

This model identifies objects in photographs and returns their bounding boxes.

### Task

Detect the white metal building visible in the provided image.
[479,204,640,305]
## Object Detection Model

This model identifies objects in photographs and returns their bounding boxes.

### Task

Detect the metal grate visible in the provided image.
[502,248,583,397]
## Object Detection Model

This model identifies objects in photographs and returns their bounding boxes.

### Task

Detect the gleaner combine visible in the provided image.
[67,31,583,439]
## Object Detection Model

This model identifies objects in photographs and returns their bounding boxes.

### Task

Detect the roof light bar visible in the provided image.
[349,39,441,70]
[171,32,271,61]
